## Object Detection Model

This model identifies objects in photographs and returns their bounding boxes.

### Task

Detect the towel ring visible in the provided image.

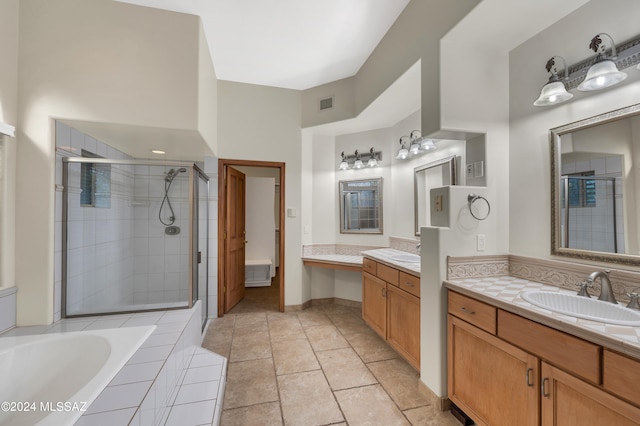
[468,194,490,221]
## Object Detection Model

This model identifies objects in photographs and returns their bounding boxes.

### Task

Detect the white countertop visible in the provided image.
[362,248,421,277]
[446,275,640,360]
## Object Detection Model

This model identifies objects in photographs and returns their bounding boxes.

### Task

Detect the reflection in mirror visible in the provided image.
[414,156,457,235]
[551,103,640,265]
[339,178,383,234]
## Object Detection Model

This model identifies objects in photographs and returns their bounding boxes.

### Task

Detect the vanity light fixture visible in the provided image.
[353,150,365,169]
[578,33,627,91]
[151,149,166,155]
[366,148,379,168]
[338,148,381,170]
[534,56,573,106]
[396,136,410,160]
[535,32,640,107]
[396,131,437,160]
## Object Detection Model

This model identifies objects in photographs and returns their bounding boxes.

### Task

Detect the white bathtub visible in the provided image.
[0,326,155,426]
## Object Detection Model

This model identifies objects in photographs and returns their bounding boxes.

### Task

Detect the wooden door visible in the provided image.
[362,272,386,338]
[224,166,246,311]
[541,362,640,425]
[386,285,420,369]
[448,315,539,426]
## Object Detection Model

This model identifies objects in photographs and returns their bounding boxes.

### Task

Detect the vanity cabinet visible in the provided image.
[362,258,420,369]
[448,291,640,426]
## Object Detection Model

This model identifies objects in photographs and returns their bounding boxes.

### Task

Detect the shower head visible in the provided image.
[177,168,187,173]
[164,167,187,182]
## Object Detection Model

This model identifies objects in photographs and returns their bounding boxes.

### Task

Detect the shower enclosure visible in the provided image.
[560,175,623,253]
[61,158,209,320]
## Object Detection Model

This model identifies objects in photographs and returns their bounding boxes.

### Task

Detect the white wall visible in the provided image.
[509,0,640,262]
[15,0,212,325]
[217,81,306,306]
[245,177,276,271]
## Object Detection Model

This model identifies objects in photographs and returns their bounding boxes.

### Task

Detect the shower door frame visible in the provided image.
[61,157,208,318]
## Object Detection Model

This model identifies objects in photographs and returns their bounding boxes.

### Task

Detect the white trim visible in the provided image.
[0,123,15,137]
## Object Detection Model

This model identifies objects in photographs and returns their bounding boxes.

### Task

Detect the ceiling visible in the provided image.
[83,0,592,158]
[116,0,410,90]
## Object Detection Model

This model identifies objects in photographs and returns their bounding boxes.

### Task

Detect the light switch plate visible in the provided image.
[474,161,484,178]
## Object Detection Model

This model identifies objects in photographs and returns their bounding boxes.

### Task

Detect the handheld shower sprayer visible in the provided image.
[160,167,188,226]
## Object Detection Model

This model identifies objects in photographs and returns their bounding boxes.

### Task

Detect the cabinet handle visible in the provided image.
[526,368,534,387]
[460,307,475,315]
[382,288,387,298]
[541,377,550,397]
[405,282,414,287]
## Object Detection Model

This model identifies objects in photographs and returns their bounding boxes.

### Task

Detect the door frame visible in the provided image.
[218,159,286,315]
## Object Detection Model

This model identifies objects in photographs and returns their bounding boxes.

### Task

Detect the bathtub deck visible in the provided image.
[0,303,226,425]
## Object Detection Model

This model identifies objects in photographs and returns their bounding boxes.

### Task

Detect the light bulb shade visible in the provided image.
[338,160,349,170]
[409,143,421,155]
[577,59,627,91]
[353,159,364,169]
[396,148,409,160]
[420,139,437,151]
[534,81,573,106]
[367,158,378,167]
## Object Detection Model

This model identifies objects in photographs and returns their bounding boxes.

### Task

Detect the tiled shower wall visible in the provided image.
[55,123,136,318]
[132,164,190,305]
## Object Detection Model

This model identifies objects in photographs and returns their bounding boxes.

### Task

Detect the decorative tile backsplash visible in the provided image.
[389,236,420,254]
[302,244,382,257]
[447,254,640,304]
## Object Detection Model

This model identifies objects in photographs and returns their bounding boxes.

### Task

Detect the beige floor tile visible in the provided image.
[335,384,410,426]
[304,325,350,352]
[296,310,333,328]
[344,331,399,363]
[221,401,283,426]
[367,358,428,410]
[403,406,461,426]
[202,327,233,347]
[229,330,272,362]
[268,317,306,342]
[316,347,377,391]
[207,315,236,330]
[223,358,278,410]
[329,313,373,336]
[277,370,344,426]
[234,312,269,331]
[271,338,320,375]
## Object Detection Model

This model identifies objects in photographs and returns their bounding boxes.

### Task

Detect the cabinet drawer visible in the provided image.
[377,263,399,286]
[498,310,600,384]
[399,272,420,298]
[603,349,640,407]
[362,258,377,275]
[448,291,496,334]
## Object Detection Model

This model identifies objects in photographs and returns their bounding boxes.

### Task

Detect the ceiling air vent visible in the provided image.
[319,96,334,111]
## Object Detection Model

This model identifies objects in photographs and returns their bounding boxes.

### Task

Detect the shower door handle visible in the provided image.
[197,251,202,264]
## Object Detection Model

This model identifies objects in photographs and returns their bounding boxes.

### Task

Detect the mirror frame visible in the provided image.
[414,155,457,236]
[338,177,383,234]
[550,102,640,266]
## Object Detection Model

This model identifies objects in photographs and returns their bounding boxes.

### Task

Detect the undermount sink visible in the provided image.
[388,253,421,263]
[521,291,640,326]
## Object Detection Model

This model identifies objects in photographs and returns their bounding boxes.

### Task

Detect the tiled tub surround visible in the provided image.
[0,302,227,426]
[446,255,640,359]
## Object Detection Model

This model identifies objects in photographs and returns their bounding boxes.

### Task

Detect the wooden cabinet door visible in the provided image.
[362,272,386,338]
[448,315,539,426]
[386,284,420,369]
[541,362,640,425]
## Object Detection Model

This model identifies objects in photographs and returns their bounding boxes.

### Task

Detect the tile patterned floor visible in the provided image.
[202,283,460,426]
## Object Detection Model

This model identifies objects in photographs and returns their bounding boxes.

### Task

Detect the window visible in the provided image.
[80,150,111,208]
[567,171,595,208]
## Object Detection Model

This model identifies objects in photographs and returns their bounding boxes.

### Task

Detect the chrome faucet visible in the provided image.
[587,270,618,304]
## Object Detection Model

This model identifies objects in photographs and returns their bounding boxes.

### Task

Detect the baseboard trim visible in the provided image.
[418,380,450,412]
[285,297,362,312]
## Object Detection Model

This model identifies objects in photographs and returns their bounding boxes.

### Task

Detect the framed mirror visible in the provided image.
[414,155,457,235]
[339,177,383,234]
[550,102,640,266]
